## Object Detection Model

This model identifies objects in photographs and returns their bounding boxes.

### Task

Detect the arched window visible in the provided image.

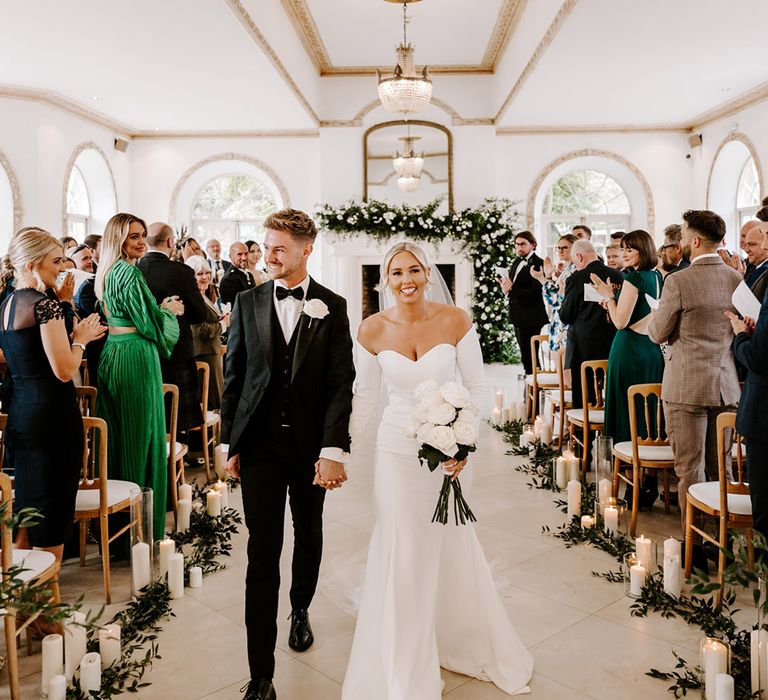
[0,162,14,250]
[191,174,278,251]
[541,170,630,257]
[737,156,760,227]
[66,165,90,239]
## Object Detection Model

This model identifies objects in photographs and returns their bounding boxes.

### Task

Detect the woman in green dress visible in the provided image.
[590,229,664,445]
[95,213,183,538]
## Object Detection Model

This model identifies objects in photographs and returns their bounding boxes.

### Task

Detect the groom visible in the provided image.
[221,209,355,700]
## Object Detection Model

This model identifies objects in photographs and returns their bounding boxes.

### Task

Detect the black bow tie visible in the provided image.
[276,286,304,301]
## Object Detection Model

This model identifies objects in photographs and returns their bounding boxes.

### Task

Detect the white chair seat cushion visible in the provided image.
[687,481,752,516]
[206,411,220,425]
[526,373,558,386]
[732,442,746,458]
[10,549,57,582]
[566,408,605,424]
[613,441,674,462]
[75,479,139,512]
[551,391,572,405]
[166,441,188,458]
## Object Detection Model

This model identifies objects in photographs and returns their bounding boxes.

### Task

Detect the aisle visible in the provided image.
[5,366,708,699]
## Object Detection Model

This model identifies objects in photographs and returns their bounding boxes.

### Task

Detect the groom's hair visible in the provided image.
[264,209,318,243]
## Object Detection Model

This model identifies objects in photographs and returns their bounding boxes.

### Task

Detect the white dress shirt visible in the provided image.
[273,276,347,464]
[690,252,722,264]
[512,250,536,283]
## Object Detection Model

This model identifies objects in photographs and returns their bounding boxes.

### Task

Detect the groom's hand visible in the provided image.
[225,454,241,479]
[313,458,347,490]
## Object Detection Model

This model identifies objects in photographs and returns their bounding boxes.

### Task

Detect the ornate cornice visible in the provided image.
[685,82,768,132]
[495,0,578,122]
[280,0,332,73]
[0,149,23,232]
[132,129,319,140]
[526,148,655,235]
[481,0,528,68]
[168,152,291,225]
[61,142,118,234]
[223,0,320,126]
[705,131,765,210]
[497,124,688,135]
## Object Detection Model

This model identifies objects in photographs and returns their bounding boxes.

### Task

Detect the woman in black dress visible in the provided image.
[0,228,104,574]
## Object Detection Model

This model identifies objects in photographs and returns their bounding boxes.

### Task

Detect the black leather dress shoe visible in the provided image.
[241,678,276,700]
[288,609,314,652]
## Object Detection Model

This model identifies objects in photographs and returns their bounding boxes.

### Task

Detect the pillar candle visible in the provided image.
[176,498,192,532]
[580,515,594,529]
[41,633,63,697]
[522,430,535,452]
[567,480,581,518]
[663,554,681,597]
[47,675,66,700]
[214,444,226,478]
[715,673,734,700]
[533,417,543,438]
[131,541,151,594]
[215,480,229,509]
[64,611,87,681]
[158,537,175,578]
[168,552,184,599]
[79,652,101,695]
[598,478,612,506]
[701,638,729,700]
[189,566,203,588]
[491,407,502,426]
[494,390,504,410]
[750,629,768,698]
[178,482,192,502]
[502,407,512,424]
[98,623,121,668]
[567,456,580,483]
[206,489,222,517]
[636,535,653,570]
[664,537,681,560]
[604,506,619,534]
[629,563,647,596]
[540,423,553,445]
[515,401,526,420]
[555,458,568,490]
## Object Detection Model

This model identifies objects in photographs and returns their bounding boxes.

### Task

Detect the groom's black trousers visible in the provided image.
[239,437,326,679]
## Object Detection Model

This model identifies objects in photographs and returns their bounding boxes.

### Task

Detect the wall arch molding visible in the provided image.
[0,149,23,234]
[61,141,118,235]
[706,131,764,210]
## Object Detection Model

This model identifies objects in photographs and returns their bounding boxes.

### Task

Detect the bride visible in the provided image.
[342,241,533,698]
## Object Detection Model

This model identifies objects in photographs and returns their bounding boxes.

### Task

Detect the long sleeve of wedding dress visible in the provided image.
[348,343,381,458]
[455,326,487,418]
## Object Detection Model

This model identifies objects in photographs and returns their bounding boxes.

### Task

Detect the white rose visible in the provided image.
[303,298,330,320]
[457,406,479,424]
[425,425,458,457]
[416,422,435,444]
[453,421,478,445]
[425,401,456,426]
[414,380,442,407]
[440,382,471,408]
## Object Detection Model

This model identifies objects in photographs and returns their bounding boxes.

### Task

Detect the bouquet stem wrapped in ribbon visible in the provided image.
[407,380,479,525]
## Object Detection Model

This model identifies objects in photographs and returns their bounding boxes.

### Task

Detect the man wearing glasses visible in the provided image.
[659,224,690,275]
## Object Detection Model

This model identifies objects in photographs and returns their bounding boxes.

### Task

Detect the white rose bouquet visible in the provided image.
[406,380,478,525]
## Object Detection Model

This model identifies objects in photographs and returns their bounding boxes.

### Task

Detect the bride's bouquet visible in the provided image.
[406,380,478,525]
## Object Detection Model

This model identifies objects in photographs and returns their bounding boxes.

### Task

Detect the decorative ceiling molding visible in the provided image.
[526,148,655,234]
[0,85,135,136]
[0,149,23,232]
[685,81,768,132]
[281,0,525,76]
[132,129,319,140]
[223,0,320,126]
[705,131,764,210]
[481,0,528,68]
[497,124,689,135]
[495,0,578,122]
[60,142,118,235]
[168,152,291,225]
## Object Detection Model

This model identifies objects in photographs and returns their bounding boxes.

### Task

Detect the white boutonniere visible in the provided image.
[302,298,330,328]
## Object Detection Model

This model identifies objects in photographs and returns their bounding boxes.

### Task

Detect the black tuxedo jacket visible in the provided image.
[138,252,208,363]
[507,253,548,328]
[221,278,355,462]
[219,268,255,306]
[559,260,625,370]
[208,258,232,276]
[733,290,768,440]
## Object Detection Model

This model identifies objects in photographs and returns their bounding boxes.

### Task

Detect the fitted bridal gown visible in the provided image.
[342,327,533,699]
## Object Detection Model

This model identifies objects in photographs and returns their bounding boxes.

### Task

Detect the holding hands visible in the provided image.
[313,458,347,490]
[162,295,185,316]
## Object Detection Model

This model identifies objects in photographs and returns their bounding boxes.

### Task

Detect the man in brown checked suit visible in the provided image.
[648,210,742,542]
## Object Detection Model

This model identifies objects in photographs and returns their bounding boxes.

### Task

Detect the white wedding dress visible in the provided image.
[342,326,533,699]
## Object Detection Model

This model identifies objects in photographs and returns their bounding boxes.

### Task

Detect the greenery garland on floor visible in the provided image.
[316,197,523,363]
[1,481,242,698]
[494,420,766,698]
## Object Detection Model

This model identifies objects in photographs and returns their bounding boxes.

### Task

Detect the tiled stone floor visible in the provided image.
[0,364,752,698]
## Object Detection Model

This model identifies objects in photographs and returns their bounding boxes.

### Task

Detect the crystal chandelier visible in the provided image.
[377,0,432,114]
[394,134,424,191]
[397,176,420,192]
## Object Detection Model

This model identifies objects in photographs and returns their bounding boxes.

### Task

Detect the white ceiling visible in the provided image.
[0,0,766,133]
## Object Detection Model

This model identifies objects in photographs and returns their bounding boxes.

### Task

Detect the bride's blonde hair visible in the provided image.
[375,241,432,293]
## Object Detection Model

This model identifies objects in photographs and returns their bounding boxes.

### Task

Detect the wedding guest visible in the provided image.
[572,225,592,240]
[245,240,269,285]
[206,239,232,283]
[185,255,230,410]
[659,224,690,276]
[610,231,626,242]
[498,231,547,375]
[95,213,183,537]
[757,205,768,223]
[219,242,256,306]
[61,258,76,271]
[70,244,95,273]
[59,235,78,251]
[83,234,102,272]
[530,233,575,352]
[648,210,742,541]
[592,231,664,506]
[178,236,203,262]
[750,222,768,303]
[559,239,624,409]
[139,222,208,435]
[606,243,623,271]
[0,228,105,581]
[744,224,768,287]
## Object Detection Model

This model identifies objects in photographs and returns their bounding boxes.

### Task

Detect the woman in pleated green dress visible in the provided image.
[95,213,183,537]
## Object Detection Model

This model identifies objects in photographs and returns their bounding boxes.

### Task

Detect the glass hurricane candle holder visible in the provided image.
[597,497,627,537]
[623,552,647,598]
[752,573,768,699]
[700,637,730,700]
[130,487,154,597]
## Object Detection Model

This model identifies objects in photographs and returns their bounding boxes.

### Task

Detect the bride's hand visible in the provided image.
[442,458,467,481]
